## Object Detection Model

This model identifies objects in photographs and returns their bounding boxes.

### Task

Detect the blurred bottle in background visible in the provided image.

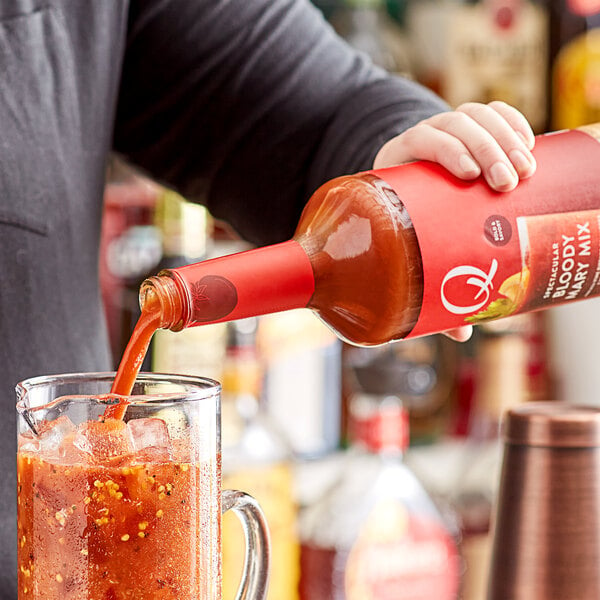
[447,335,479,440]
[342,336,459,446]
[328,0,413,76]
[524,312,555,402]
[149,192,218,377]
[99,158,162,367]
[153,188,210,272]
[440,0,549,133]
[151,320,228,381]
[100,163,213,372]
[548,0,595,71]
[452,316,533,600]
[298,393,460,600]
[258,310,343,458]
[404,0,453,95]
[221,318,300,600]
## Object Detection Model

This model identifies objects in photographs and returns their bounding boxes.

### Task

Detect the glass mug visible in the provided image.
[16,372,270,599]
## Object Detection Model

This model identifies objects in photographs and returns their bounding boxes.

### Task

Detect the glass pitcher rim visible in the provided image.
[16,371,221,416]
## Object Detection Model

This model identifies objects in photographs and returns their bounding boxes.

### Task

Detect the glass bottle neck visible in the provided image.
[141,240,315,331]
[139,274,186,331]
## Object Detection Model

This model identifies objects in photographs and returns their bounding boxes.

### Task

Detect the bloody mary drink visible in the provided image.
[16,373,270,600]
[18,421,220,599]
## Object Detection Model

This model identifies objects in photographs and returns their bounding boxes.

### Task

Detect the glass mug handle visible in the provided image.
[222,489,271,600]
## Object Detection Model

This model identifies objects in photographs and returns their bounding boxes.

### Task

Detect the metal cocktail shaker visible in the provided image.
[488,403,600,599]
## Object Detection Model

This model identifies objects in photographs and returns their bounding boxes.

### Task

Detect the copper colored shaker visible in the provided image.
[488,403,600,599]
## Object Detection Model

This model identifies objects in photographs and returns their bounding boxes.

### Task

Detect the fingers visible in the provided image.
[373,101,537,193]
[485,100,535,150]
[442,325,473,343]
[455,101,537,187]
[374,123,483,180]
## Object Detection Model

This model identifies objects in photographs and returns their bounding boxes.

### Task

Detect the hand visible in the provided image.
[373,100,536,192]
[373,101,537,342]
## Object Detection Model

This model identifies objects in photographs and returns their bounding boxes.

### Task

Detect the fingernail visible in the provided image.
[490,162,518,191]
[517,130,535,150]
[459,154,481,176]
[509,149,536,177]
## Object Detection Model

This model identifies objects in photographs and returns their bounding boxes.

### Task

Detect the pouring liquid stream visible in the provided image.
[105,291,163,419]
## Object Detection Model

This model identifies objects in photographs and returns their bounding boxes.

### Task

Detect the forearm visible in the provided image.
[113,0,447,245]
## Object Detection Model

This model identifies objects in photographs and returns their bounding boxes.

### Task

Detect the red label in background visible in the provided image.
[567,0,600,16]
[345,502,460,600]
[373,129,600,338]
[349,406,409,453]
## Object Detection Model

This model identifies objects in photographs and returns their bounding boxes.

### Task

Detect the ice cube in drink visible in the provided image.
[73,418,134,463]
[35,415,77,461]
[127,417,173,462]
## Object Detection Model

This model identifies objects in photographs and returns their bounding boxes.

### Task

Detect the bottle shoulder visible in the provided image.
[300,449,446,548]
[295,173,423,345]
[222,405,292,471]
[296,173,415,240]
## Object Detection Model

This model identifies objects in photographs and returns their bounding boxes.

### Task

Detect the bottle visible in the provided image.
[453,317,532,600]
[548,0,590,70]
[442,0,549,133]
[220,318,301,600]
[153,188,210,271]
[523,312,555,402]
[258,309,342,458]
[329,0,413,77]
[552,2,600,129]
[298,393,460,599]
[99,158,163,367]
[405,0,452,96]
[149,191,224,378]
[138,124,600,348]
[342,336,459,445]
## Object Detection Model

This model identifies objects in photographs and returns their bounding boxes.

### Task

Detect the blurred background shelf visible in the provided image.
[100,1,600,597]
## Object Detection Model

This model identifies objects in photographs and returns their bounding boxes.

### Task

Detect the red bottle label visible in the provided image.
[374,128,600,338]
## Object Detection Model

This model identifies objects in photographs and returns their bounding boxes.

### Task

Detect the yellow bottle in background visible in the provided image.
[454,317,533,600]
[149,190,225,377]
[553,22,600,129]
[221,318,300,600]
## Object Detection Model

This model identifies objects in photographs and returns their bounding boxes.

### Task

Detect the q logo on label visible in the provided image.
[440,259,499,315]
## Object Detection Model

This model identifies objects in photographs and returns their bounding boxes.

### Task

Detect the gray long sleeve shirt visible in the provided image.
[0,0,446,594]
